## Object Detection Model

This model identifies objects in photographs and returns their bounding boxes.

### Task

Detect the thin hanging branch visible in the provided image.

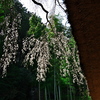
[56,0,67,12]
[31,0,48,14]
[31,0,54,32]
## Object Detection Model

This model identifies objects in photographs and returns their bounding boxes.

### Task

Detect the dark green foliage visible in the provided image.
[53,15,66,32]
[14,0,31,38]
[0,0,14,18]
[0,4,5,23]
[27,14,47,38]
[0,65,33,100]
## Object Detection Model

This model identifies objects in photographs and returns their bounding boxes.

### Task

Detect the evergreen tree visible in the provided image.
[27,14,47,39]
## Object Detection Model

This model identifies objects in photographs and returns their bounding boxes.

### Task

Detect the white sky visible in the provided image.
[18,0,70,26]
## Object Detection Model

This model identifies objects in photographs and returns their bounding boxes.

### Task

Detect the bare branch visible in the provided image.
[31,0,54,32]
[56,0,67,12]
[31,0,48,14]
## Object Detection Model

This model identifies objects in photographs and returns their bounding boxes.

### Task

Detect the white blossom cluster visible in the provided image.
[50,32,70,76]
[50,32,69,57]
[0,16,10,36]
[0,14,21,76]
[22,35,50,81]
[0,12,86,85]
[70,45,85,85]
[50,32,85,85]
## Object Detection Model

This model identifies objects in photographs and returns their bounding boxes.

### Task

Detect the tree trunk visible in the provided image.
[64,0,100,100]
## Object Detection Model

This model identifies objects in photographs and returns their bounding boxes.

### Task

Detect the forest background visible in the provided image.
[0,0,91,100]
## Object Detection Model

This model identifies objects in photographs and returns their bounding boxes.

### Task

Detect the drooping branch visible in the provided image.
[31,0,48,14]
[0,13,21,76]
[31,0,54,32]
[56,0,67,12]
[31,0,49,24]
[22,35,50,81]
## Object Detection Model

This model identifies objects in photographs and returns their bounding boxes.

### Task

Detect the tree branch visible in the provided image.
[31,0,54,32]
[31,0,48,14]
[56,0,67,12]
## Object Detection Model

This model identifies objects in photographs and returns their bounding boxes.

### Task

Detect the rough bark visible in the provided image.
[64,0,100,100]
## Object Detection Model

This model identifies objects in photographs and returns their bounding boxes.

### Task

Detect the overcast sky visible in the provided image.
[18,0,70,26]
